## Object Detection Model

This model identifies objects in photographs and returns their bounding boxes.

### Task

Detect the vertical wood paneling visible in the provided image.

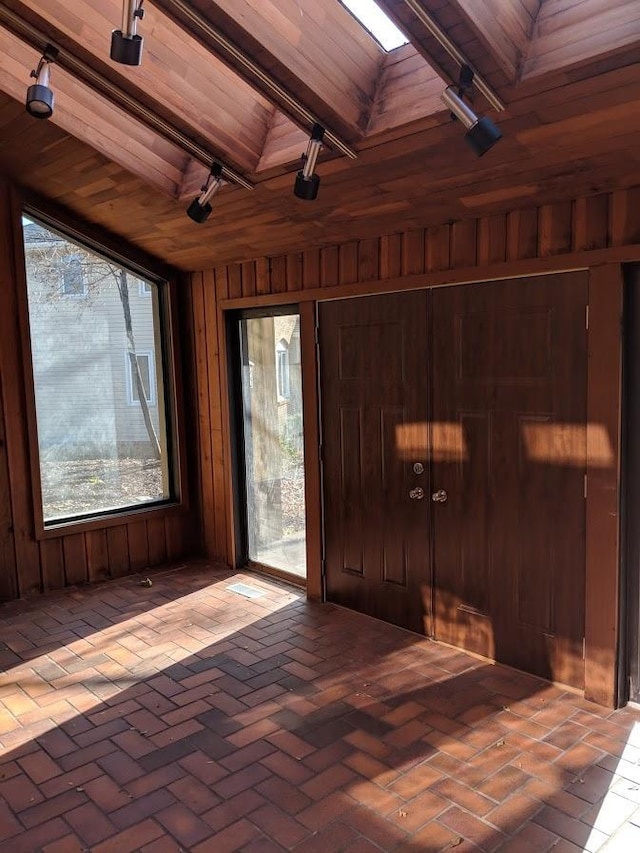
[85,530,109,583]
[426,225,450,272]
[302,249,321,289]
[214,268,234,564]
[106,526,130,578]
[0,372,16,600]
[63,534,88,586]
[127,521,149,572]
[286,253,303,292]
[339,242,359,284]
[147,517,168,565]
[380,234,402,278]
[241,261,256,298]
[402,229,425,276]
[300,301,322,601]
[539,202,573,256]
[358,238,379,282]
[1,181,40,596]
[451,219,478,269]
[507,208,539,260]
[270,256,287,293]
[165,515,187,562]
[204,268,227,560]
[191,271,216,558]
[585,264,623,707]
[321,246,339,286]
[256,258,270,295]
[39,538,64,592]
[610,188,640,247]
[574,195,609,252]
[228,264,242,299]
[478,214,507,266]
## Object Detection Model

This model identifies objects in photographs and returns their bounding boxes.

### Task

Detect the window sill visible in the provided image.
[36,499,188,540]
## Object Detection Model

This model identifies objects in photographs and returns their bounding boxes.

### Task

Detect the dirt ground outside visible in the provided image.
[41,458,164,520]
[41,457,306,529]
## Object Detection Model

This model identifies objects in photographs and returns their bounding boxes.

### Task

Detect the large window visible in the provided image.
[22,216,173,525]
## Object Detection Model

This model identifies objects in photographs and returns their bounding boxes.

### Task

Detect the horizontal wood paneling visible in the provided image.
[0,177,199,601]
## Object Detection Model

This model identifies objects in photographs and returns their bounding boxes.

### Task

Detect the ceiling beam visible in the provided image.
[524,0,640,80]
[0,2,256,189]
[2,0,279,177]
[0,27,187,197]
[376,1,508,111]
[422,0,540,82]
[152,0,378,147]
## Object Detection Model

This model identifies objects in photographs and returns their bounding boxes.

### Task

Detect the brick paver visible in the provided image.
[1,561,640,851]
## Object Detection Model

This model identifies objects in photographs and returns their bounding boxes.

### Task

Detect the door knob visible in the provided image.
[431,489,448,503]
[409,487,425,500]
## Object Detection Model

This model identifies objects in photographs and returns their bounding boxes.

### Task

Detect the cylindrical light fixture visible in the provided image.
[294,124,325,200]
[441,86,502,157]
[111,0,144,66]
[187,163,224,223]
[26,44,59,119]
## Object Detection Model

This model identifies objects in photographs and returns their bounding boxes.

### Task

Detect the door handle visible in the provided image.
[431,489,448,503]
[409,487,425,500]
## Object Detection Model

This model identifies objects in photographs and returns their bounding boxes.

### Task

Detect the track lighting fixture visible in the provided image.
[26,44,58,119]
[187,163,224,223]
[294,124,325,200]
[441,66,502,157]
[111,1,145,66]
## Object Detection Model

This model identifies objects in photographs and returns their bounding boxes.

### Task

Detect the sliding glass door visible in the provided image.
[238,312,306,578]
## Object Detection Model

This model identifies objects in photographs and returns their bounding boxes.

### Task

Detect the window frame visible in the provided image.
[60,252,87,297]
[17,205,189,538]
[125,349,156,406]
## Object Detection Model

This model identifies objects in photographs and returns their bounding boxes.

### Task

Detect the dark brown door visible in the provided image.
[319,292,432,634]
[319,275,587,689]
[431,273,588,687]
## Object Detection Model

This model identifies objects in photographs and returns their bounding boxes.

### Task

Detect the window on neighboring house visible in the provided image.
[21,214,174,526]
[126,351,155,405]
[276,339,290,399]
[139,281,152,297]
[61,254,86,296]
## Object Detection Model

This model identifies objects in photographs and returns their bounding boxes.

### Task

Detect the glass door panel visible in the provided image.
[240,313,306,577]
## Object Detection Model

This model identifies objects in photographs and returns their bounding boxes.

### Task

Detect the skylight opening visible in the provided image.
[339,0,409,51]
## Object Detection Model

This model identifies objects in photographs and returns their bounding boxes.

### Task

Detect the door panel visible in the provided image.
[432,273,588,687]
[319,292,432,634]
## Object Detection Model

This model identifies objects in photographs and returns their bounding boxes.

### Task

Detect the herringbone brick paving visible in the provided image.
[1,561,640,852]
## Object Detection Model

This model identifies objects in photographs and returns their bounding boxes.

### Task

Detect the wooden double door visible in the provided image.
[319,273,587,688]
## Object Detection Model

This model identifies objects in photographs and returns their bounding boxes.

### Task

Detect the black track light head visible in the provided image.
[25,44,58,120]
[187,163,224,224]
[441,66,502,157]
[111,1,145,66]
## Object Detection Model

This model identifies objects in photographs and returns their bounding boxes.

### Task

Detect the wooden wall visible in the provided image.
[190,185,640,706]
[0,177,200,600]
[194,186,640,566]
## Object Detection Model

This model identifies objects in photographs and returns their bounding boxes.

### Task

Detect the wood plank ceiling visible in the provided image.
[0,0,639,271]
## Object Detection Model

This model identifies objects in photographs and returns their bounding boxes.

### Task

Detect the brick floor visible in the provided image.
[1,561,640,852]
